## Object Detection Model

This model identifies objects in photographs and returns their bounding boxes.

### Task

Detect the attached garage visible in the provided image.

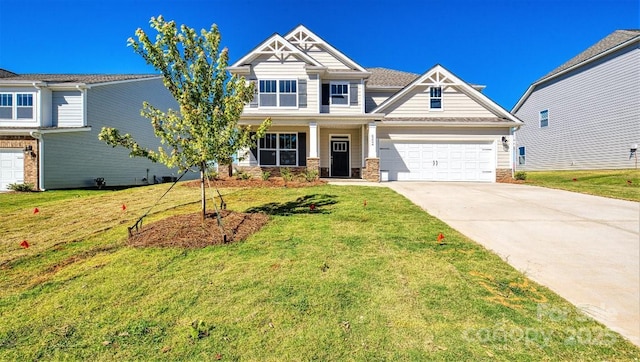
[379,140,495,182]
[0,149,25,191]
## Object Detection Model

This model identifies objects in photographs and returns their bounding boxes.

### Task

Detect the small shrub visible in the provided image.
[280,167,294,182]
[7,183,34,192]
[514,171,527,181]
[236,170,251,180]
[261,171,271,181]
[303,169,319,182]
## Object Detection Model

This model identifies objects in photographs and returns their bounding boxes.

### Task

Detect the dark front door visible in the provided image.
[331,140,349,177]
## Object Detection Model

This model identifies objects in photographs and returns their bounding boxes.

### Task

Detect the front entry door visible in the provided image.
[330,140,350,177]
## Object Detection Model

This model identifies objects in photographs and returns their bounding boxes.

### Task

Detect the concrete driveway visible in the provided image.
[387,182,640,347]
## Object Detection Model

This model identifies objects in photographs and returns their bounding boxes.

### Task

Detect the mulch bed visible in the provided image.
[182,177,326,189]
[128,210,269,248]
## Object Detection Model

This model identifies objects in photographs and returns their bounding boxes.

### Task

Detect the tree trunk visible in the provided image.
[227,163,233,177]
[200,163,206,222]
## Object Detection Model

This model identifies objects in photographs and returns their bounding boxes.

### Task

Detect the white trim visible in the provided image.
[230,33,323,68]
[309,122,318,158]
[539,109,549,128]
[257,132,299,167]
[258,79,299,109]
[428,86,444,112]
[0,91,37,123]
[329,134,351,177]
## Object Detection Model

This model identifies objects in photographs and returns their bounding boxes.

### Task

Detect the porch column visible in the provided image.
[367,122,377,158]
[306,122,320,176]
[309,122,318,158]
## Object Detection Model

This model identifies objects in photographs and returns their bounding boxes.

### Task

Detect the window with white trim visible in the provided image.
[430,86,442,109]
[258,132,298,166]
[259,80,297,107]
[330,82,348,105]
[518,146,526,165]
[539,110,549,128]
[0,92,34,120]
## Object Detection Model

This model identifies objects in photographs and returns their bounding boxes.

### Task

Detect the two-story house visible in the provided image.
[512,30,640,170]
[230,25,522,182]
[0,71,191,190]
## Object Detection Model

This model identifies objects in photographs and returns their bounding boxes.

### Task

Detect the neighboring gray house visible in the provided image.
[0,72,193,190]
[512,30,640,170]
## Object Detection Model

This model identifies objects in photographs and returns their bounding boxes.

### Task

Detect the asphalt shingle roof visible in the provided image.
[366,67,419,88]
[0,73,158,84]
[538,29,640,83]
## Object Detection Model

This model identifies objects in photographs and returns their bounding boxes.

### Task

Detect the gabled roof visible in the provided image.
[284,25,368,72]
[512,30,640,112]
[0,73,159,86]
[372,64,521,124]
[0,68,18,78]
[230,33,323,68]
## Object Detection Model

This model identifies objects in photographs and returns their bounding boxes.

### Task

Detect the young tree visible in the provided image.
[99,16,270,221]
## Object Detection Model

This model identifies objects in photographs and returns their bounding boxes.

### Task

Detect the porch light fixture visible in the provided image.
[23,145,36,158]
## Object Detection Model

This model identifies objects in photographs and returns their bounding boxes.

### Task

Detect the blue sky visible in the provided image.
[0,0,637,109]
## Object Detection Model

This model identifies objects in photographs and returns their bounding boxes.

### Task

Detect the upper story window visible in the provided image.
[330,82,348,105]
[0,92,34,120]
[430,86,442,110]
[259,80,297,107]
[539,110,549,128]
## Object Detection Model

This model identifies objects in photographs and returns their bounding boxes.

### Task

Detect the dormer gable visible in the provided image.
[373,64,521,123]
[284,25,368,73]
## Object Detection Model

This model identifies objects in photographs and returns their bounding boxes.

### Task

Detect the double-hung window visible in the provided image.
[258,132,297,166]
[330,82,348,105]
[259,80,297,107]
[518,146,526,165]
[430,86,442,110]
[539,110,549,128]
[0,93,34,120]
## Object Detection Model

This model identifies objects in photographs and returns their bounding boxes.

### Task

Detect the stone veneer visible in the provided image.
[0,136,39,189]
[496,168,513,182]
[306,158,319,175]
[363,158,380,182]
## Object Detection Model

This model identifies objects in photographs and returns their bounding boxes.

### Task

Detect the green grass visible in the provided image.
[523,169,640,202]
[1,183,638,360]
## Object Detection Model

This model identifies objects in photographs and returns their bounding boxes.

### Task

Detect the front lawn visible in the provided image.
[1,183,638,360]
[522,169,640,201]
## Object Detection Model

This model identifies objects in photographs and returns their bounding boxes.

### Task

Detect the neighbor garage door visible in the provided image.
[379,140,495,182]
[0,149,24,191]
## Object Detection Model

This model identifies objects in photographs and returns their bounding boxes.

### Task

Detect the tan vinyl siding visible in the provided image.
[384,86,495,118]
[52,91,83,127]
[306,47,351,70]
[244,55,318,114]
[42,78,195,189]
[515,45,640,170]
[365,90,396,113]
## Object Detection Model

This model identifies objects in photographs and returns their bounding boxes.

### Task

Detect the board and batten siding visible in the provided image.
[244,55,318,114]
[377,126,511,169]
[515,44,640,170]
[42,78,196,189]
[52,91,84,127]
[384,86,495,118]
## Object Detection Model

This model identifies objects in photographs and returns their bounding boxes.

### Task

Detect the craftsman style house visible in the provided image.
[512,30,640,170]
[230,25,522,182]
[0,72,191,190]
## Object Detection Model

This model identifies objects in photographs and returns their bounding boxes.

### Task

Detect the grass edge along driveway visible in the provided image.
[1,184,638,361]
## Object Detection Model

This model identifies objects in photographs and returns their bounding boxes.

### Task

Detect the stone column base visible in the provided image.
[306,157,320,174]
[363,158,380,182]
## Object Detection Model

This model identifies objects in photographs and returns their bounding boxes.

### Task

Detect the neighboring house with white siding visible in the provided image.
[512,30,640,170]
[231,25,522,182]
[0,72,191,190]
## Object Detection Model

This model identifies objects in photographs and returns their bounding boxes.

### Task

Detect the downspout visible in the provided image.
[30,131,44,191]
[511,126,520,178]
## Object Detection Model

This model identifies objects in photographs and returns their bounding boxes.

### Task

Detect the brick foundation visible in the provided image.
[0,136,39,190]
[363,158,380,182]
[496,168,513,182]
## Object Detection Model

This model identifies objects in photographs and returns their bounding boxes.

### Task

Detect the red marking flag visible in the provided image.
[310,204,316,211]
[33,207,39,214]
[122,204,127,211]
[437,233,445,243]
[20,240,29,248]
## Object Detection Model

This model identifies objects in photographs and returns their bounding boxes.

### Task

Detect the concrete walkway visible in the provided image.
[386,182,640,347]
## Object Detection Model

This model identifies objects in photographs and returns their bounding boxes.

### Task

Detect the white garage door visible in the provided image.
[0,149,24,191]
[379,141,495,182]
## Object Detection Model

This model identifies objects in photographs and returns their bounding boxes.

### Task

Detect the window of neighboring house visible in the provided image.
[518,146,526,165]
[330,82,348,105]
[540,109,549,128]
[16,94,33,119]
[0,93,12,119]
[258,132,297,166]
[430,86,442,109]
[259,79,297,107]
